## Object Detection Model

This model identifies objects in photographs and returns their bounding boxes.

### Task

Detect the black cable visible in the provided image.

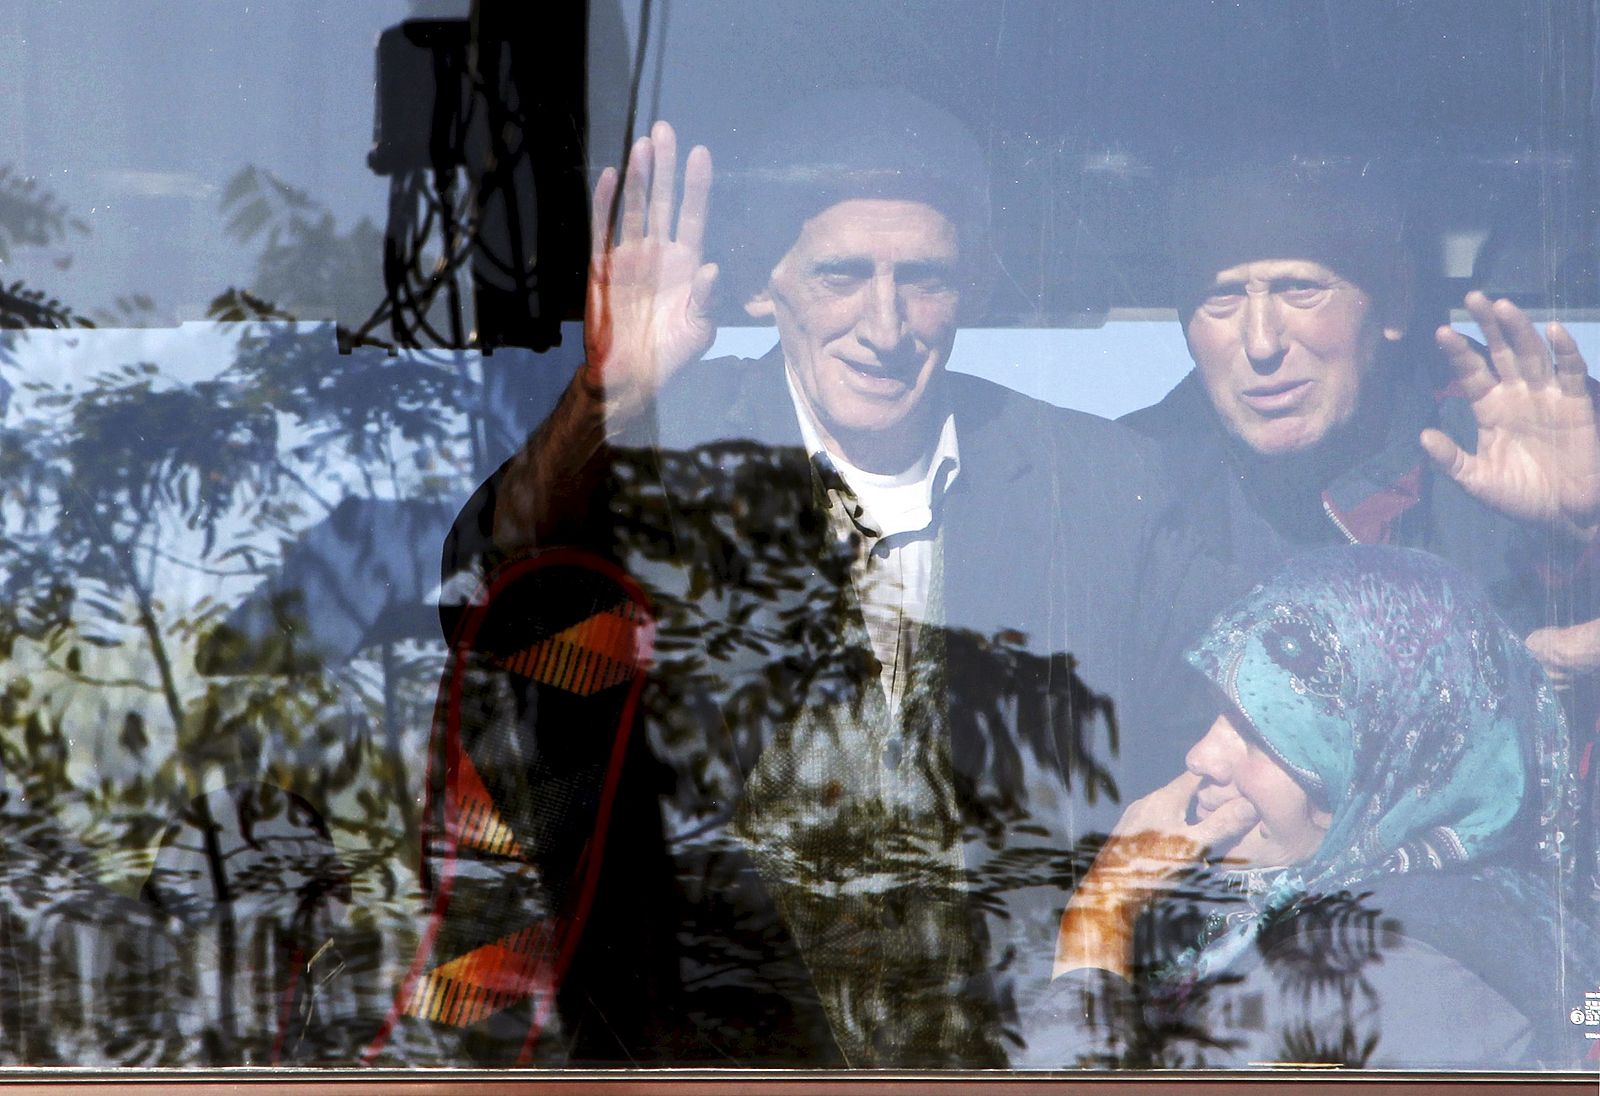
[647,0,670,141]
[609,0,655,241]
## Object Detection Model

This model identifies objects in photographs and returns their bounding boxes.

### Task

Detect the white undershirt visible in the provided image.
[785,368,960,708]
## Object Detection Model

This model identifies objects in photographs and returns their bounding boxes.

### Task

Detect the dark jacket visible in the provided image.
[1119,356,1577,638]
[439,350,1216,1066]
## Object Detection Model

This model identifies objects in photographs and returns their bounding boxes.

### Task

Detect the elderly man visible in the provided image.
[1116,161,1600,942]
[1123,162,1600,639]
[435,91,1214,1067]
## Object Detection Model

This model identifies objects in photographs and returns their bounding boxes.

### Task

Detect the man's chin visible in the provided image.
[820,407,939,470]
[1232,417,1332,458]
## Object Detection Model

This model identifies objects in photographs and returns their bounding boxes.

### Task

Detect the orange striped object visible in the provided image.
[451,751,524,859]
[491,602,648,696]
[402,923,551,1027]
[365,551,656,1064]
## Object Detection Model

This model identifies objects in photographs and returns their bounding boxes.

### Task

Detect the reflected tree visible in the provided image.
[0,163,479,1063]
[398,439,1129,1066]
[0,167,90,331]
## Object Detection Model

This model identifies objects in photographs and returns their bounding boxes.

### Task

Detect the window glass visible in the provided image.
[2,0,1598,1075]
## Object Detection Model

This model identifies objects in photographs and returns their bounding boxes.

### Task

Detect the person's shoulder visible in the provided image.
[948,371,1159,459]
[946,373,1176,527]
[1251,904,1536,1069]
[1117,370,1207,442]
[665,352,778,395]
[654,351,791,448]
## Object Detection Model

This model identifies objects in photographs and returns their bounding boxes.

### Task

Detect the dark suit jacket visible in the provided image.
[1118,359,1576,637]
[443,350,1213,1066]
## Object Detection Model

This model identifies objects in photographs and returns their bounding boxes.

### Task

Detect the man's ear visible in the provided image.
[1380,256,1413,342]
[744,288,775,320]
[1381,300,1408,342]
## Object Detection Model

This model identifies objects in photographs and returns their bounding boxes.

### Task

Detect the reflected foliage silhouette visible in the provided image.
[0,159,478,1063]
[410,438,1128,1066]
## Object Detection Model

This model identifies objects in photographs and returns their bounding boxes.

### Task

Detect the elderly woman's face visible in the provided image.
[1185,712,1332,867]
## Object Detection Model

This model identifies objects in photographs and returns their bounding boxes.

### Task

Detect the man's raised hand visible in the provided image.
[1423,292,1600,542]
[581,120,719,422]
[488,122,716,552]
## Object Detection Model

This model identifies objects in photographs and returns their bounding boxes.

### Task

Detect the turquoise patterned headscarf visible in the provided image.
[1190,547,1574,896]
[1186,545,1571,892]
[1139,547,1595,1064]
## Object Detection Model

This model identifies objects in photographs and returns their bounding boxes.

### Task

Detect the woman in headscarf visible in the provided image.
[1031,545,1594,1070]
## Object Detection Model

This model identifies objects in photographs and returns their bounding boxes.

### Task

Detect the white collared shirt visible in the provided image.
[785,367,960,709]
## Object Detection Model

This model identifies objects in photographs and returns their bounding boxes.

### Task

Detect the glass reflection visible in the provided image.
[0,0,1595,1075]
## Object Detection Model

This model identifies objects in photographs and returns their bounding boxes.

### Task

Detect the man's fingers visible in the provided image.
[1420,427,1469,482]
[1549,322,1592,398]
[619,135,652,241]
[1465,290,1513,378]
[590,166,619,265]
[646,121,677,239]
[677,144,713,254]
[1434,325,1497,401]
[1496,296,1554,384]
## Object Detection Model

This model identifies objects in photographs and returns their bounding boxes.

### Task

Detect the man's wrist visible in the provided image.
[575,361,608,403]
[572,359,652,428]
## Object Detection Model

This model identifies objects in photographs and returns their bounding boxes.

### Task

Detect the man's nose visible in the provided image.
[1242,292,1285,369]
[856,273,908,352]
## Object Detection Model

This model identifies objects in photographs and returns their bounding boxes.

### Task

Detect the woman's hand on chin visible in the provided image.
[1053,771,1259,979]
[1108,771,1261,876]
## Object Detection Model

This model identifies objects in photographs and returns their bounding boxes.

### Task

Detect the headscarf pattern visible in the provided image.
[1187,545,1570,890]
[1169,546,1574,987]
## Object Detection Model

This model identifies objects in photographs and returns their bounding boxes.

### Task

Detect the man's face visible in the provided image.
[747,198,960,470]
[1184,258,1397,456]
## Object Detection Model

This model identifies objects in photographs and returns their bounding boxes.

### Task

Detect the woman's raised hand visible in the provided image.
[1092,770,1260,898]
[581,120,720,423]
[1053,771,1258,978]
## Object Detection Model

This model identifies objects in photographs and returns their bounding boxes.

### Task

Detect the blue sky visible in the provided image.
[0,2,419,316]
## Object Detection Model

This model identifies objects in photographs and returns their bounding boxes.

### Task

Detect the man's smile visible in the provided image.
[836,356,921,395]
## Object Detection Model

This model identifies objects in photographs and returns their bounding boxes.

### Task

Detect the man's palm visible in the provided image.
[583,122,719,416]
[1424,292,1600,542]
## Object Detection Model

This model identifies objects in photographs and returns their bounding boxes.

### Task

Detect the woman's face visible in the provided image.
[1185,712,1332,868]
